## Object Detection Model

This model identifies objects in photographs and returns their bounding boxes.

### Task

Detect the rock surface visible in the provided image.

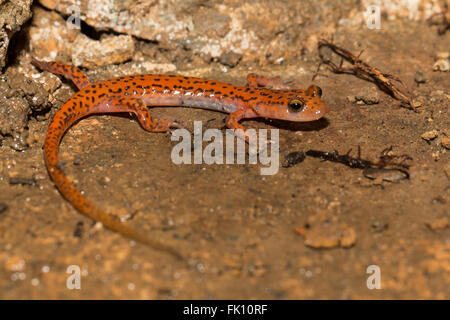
[37,0,359,64]
[0,0,33,69]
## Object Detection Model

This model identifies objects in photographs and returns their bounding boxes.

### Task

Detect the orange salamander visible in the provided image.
[32,58,329,259]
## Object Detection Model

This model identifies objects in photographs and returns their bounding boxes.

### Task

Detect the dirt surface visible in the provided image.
[0,2,449,299]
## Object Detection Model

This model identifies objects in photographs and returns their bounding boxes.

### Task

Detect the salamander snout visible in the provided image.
[285,85,329,122]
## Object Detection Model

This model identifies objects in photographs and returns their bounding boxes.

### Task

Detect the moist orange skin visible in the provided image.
[32,58,329,259]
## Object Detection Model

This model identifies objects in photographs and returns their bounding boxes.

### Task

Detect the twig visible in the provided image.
[314,39,415,110]
[305,146,412,177]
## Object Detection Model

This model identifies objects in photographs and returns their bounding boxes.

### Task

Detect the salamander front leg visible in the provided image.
[226,109,276,149]
[225,109,257,143]
[246,73,296,90]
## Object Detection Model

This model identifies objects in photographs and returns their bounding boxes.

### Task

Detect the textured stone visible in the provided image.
[0,0,33,69]
[28,6,78,61]
[71,34,135,68]
[37,0,360,64]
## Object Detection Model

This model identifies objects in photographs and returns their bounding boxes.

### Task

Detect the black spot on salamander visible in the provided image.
[183,76,189,80]
[132,82,136,85]
[125,86,130,90]
[168,75,176,77]
[210,82,216,85]
[154,78,160,81]
[91,84,96,88]
[153,84,162,88]
[193,80,203,84]
[98,93,106,98]
[85,90,90,93]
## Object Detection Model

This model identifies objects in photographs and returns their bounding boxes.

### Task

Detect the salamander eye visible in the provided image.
[306,85,322,97]
[288,99,306,113]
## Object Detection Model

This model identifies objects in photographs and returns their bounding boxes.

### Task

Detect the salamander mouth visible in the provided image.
[292,102,329,121]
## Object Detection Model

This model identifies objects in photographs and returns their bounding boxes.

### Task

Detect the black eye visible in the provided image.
[316,86,322,97]
[306,85,322,97]
[288,99,306,112]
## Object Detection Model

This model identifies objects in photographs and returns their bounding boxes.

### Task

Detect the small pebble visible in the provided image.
[363,167,408,182]
[347,95,356,103]
[425,217,449,230]
[433,59,449,72]
[5,257,26,272]
[355,87,380,105]
[282,151,305,168]
[371,221,389,233]
[218,51,243,68]
[9,176,36,186]
[414,71,427,84]
[73,221,84,238]
[421,130,438,141]
[0,203,8,214]
[441,137,450,149]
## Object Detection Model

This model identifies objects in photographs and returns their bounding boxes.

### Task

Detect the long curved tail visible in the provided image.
[44,101,184,260]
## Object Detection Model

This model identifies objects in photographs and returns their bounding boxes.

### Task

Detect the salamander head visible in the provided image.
[256,85,329,122]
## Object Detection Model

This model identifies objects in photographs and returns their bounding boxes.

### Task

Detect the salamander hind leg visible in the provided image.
[31,57,91,90]
[109,97,182,132]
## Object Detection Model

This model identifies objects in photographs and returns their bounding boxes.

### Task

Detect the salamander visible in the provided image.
[32,58,329,259]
